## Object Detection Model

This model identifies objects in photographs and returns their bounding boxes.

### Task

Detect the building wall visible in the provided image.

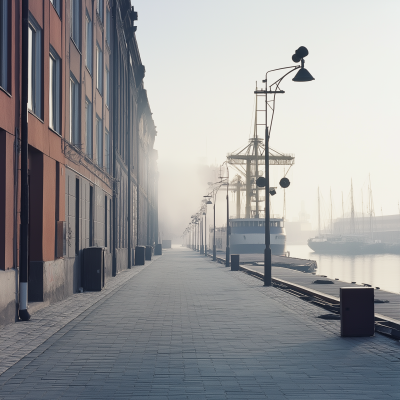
[0,0,159,328]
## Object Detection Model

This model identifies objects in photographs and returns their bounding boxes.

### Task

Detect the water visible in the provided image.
[286,245,400,294]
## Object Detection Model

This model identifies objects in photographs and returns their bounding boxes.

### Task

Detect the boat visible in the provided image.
[214,217,286,255]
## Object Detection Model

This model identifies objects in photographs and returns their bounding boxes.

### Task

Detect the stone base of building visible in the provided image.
[0,269,17,328]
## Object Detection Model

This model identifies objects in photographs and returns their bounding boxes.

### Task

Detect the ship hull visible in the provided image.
[308,238,387,255]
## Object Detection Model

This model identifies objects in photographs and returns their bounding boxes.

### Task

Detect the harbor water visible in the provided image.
[287,245,400,294]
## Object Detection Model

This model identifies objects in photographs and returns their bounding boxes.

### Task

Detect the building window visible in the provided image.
[96,44,103,94]
[50,0,61,17]
[85,11,92,73]
[96,116,103,167]
[49,47,61,133]
[105,67,109,107]
[71,0,80,50]
[70,75,80,144]
[85,99,93,158]
[28,14,42,118]
[97,0,103,23]
[105,129,110,173]
[106,7,111,46]
[0,0,9,91]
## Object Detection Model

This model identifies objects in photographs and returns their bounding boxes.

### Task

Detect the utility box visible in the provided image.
[231,254,240,271]
[340,287,374,337]
[162,240,171,249]
[135,246,145,265]
[82,247,105,291]
[145,246,152,261]
[154,244,162,255]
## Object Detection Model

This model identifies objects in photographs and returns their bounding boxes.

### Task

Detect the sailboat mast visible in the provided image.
[350,179,355,234]
[330,188,333,234]
[342,192,344,234]
[318,187,321,236]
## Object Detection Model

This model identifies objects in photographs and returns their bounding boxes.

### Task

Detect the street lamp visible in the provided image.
[219,162,230,268]
[255,46,314,286]
[203,196,212,257]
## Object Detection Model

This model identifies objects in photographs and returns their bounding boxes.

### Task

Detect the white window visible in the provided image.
[50,0,61,17]
[96,116,103,167]
[85,99,93,157]
[97,0,103,23]
[105,67,109,107]
[0,0,9,91]
[96,44,103,94]
[28,14,42,118]
[105,129,110,173]
[49,47,61,133]
[70,75,80,144]
[106,7,111,45]
[85,12,92,73]
[71,0,80,49]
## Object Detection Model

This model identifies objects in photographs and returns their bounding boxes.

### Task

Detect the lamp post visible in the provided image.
[203,196,212,257]
[255,46,314,286]
[218,162,230,268]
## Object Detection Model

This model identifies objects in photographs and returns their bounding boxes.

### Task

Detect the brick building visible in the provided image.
[0,0,158,327]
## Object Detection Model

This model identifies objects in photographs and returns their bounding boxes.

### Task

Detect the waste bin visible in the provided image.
[231,254,240,271]
[340,287,374,337]
[135,246,145,265]
[145,246,152,261]
[82,247,105,291]
[154,243,162,255]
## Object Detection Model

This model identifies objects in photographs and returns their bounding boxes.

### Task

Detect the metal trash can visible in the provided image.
[154,243,162,255]
[231,254,240,271]
[82,247,105,291]
[145,246,152,261]
[135,246,145,265]
[340,287,374,337]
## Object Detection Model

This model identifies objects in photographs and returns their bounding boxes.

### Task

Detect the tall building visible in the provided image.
[0,0,159,327]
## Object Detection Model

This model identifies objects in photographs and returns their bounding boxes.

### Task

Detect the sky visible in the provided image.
[131,0,400,240]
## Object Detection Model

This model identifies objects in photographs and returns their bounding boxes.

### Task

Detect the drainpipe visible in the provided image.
[127,48,131,268]
[19,0,30,321]
[111,2,117,276]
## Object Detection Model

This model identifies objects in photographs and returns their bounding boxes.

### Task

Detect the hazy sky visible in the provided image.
[132,0,400,236]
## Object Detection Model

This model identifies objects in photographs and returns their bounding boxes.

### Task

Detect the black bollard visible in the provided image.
[231,254,239,271]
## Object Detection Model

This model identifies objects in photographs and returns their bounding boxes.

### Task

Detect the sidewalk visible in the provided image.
[1,248,400,399]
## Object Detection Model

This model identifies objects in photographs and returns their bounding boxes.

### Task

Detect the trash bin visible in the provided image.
[340,287,374,337]
[135,246,145,265]
[154,243,162,255]
[231,254,240,271]
[145,246,152,261]
[82,247,105,291]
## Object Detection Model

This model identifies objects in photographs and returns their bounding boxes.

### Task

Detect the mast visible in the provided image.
[361,190,364,235]
[341,192,344,234]
[350,179,355,234]
[254,87,259,218]
[318,187,321,236]
[330,188,333,234]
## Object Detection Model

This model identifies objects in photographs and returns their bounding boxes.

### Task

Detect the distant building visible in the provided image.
[0,0,158,327]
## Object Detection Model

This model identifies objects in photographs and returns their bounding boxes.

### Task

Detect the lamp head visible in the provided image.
[291,46,314,82]
[206,200,212,204]
[269,189,277,196]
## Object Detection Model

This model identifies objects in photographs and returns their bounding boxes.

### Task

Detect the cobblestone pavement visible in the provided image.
[1,248,400,399]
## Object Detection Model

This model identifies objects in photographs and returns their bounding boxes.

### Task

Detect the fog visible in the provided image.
[133,0,400,240]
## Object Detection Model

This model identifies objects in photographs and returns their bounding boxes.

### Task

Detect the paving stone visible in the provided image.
[0,249,400,399]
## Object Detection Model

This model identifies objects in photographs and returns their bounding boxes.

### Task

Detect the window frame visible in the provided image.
[96,43,103,95]
[71,0,81,51]
[85,98,93,158]
[0,0,9,92]
[49,46,61,134]
[69,74,80,145]
[50,0,61,18]
[97,0,104,23]
[96,115,103,167]
[85,10,92,74]
[105,66,109,108]
[28,13,42,119]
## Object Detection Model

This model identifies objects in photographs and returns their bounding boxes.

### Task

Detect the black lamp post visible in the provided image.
[203,196,212,257]
[255,46,314,286]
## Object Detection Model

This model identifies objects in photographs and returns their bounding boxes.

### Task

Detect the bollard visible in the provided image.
[340,287,374,337]
[135,246,145,265]
[231,254,240,271]
[145,246,152,261]
[154,243,162,255]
